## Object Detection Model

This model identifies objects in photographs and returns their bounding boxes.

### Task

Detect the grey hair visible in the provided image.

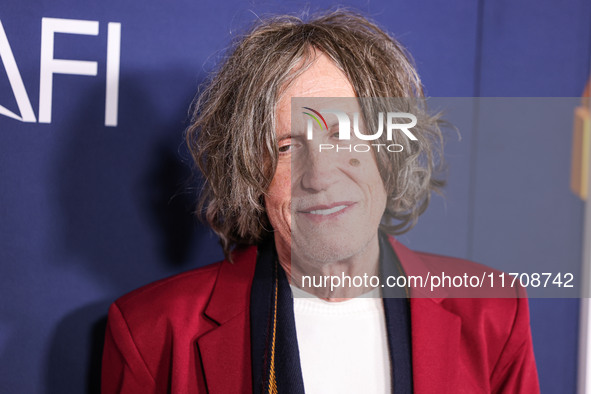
[186,9,446,260]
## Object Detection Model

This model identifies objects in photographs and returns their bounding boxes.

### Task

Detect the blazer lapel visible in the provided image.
[390,238,463,394]
[198,312,252,393]
[197,246,258,394]
[409,298,462,394]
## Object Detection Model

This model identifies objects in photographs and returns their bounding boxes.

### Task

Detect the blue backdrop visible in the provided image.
[1,1,589,392]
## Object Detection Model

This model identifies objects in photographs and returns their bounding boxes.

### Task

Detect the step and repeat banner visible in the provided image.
[1,0,589,392]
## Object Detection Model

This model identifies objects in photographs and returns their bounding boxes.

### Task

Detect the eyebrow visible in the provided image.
[327,121,339,129]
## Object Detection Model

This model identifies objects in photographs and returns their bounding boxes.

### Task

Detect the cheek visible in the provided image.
[265,167,292,230]
[264,194,292,233]
[359,157,388,213]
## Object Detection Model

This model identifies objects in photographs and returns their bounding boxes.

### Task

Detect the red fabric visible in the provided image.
[101,238,540,393]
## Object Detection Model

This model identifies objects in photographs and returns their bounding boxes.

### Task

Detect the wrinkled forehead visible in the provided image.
[275,53,356,139]
[289,98,362,138]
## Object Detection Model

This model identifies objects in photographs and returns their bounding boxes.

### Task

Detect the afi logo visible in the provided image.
[0,17,121,126]
[302,107,418,141]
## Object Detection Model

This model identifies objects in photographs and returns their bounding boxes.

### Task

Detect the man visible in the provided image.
[101,10,539,393]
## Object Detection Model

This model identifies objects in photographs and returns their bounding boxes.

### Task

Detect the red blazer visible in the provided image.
[101,237,540,393]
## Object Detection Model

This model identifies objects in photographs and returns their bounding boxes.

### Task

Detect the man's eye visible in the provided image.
[278,144,292,153]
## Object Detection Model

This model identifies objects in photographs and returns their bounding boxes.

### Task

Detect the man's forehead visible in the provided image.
[286,52,354,93]
[273,53,356,136]
[294,97,361,120]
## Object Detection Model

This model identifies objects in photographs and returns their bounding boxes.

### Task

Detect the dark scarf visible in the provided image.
[250,233,413,393]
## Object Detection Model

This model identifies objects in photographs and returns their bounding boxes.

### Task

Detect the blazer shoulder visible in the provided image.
[408,250,536,375]
[413,250,502,276]
[112,244,258,326]
[113,261,223,323]
[406,249,539,391]
[410,249,531,340]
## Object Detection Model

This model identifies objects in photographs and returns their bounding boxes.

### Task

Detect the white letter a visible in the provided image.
[0,20,36,122]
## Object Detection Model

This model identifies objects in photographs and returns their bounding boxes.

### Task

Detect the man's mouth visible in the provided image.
[299,202,355,216]
[306,205,348,215]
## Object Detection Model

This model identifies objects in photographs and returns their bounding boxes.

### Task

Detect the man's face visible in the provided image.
[265,53,387,268]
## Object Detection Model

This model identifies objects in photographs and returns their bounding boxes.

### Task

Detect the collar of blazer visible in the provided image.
[197,236,463,394]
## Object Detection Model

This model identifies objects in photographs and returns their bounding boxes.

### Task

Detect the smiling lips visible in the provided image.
[307,205,348,215]
[298,202,355,219]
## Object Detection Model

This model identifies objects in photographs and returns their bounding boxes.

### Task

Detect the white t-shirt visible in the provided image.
[291,285,392,393]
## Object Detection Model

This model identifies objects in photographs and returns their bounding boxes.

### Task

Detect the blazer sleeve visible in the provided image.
[101,302,156,394]
[490,288,540,393]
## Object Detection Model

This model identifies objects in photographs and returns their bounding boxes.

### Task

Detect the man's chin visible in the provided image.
[290,239,361,266]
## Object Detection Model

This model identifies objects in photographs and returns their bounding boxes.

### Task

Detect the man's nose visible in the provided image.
[298,147,340,192]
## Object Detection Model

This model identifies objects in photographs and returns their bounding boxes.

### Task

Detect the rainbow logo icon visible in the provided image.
[302,107,328,130]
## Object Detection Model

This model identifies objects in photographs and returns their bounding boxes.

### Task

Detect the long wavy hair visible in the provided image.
[186,9,446,260]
